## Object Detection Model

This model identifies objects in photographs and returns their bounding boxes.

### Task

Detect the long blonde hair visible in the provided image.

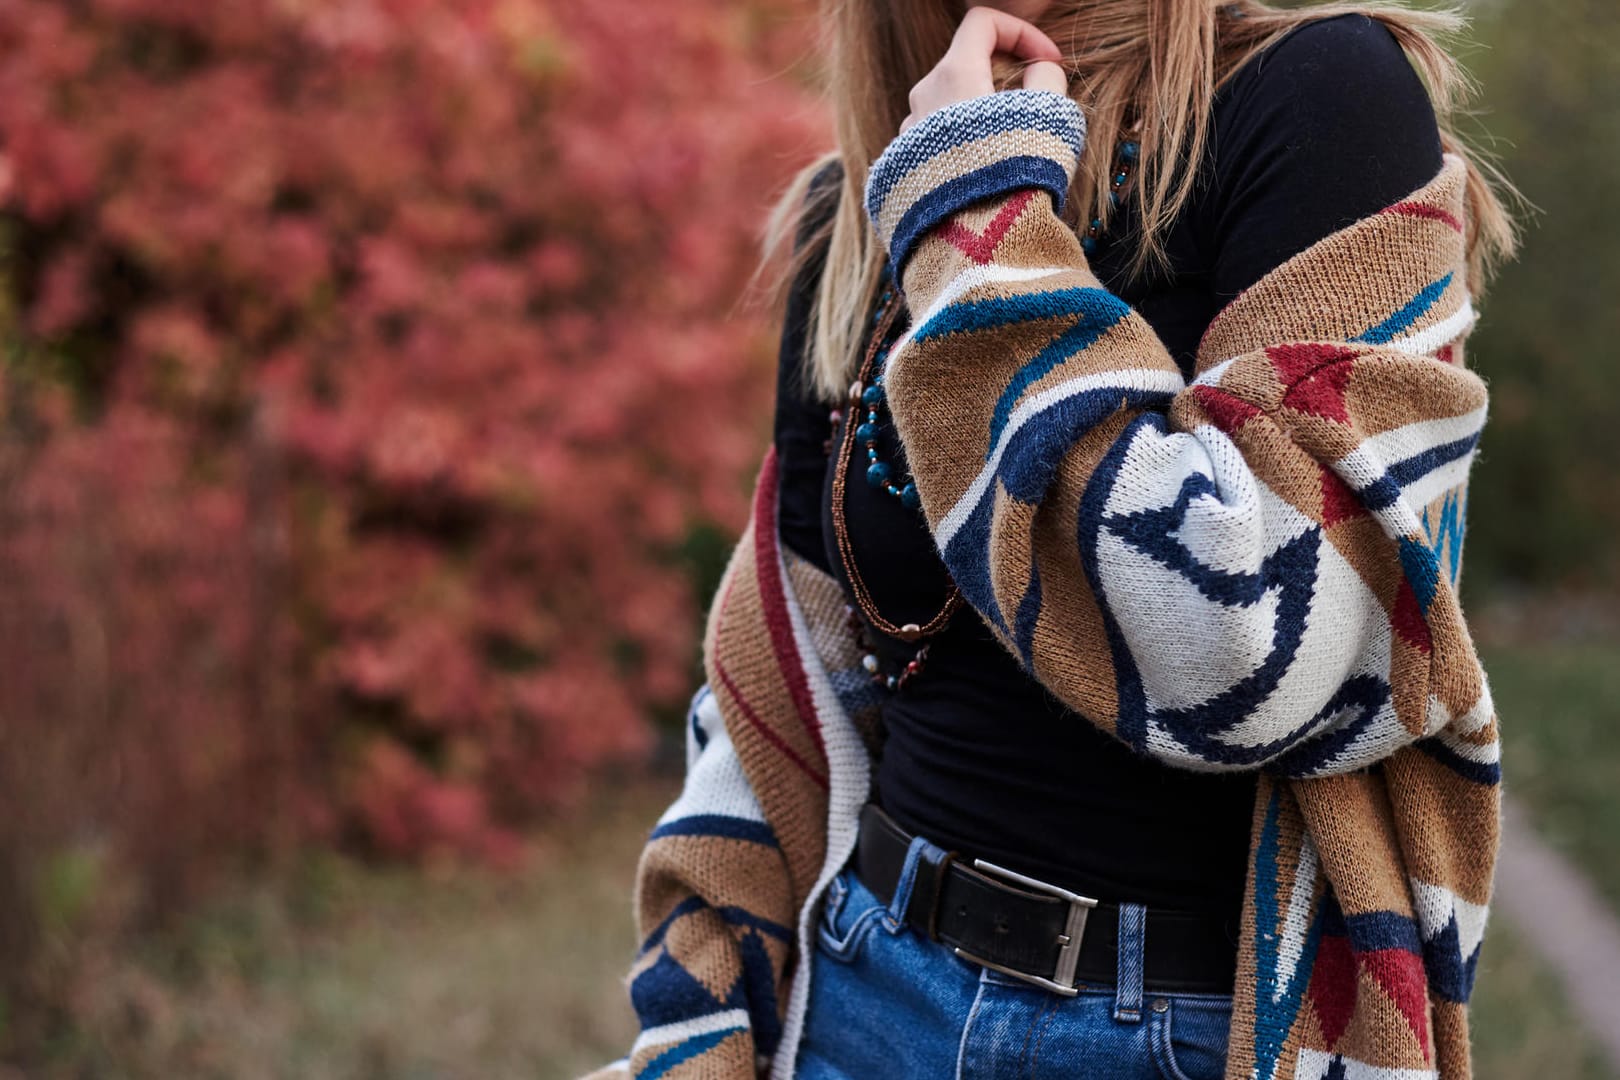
[762,0,1518,404]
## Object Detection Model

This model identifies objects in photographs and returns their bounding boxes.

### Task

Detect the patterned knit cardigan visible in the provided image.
[593,89,1501,1080]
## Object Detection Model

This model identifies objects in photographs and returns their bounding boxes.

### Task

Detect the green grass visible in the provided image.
[1471,918,1614,1080]
[23,780,675,1080]
[1482,637,1620,912]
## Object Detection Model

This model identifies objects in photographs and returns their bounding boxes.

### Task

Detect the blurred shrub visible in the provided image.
[1461,0,1620,593]
[0,0,825,973]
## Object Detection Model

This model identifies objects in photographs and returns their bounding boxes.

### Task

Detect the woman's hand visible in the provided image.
[900,6,1069,133]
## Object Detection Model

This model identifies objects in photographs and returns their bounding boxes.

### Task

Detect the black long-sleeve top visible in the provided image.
[771,14,1443,929]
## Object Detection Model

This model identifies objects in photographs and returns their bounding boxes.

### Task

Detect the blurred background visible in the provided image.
[0,0,1614,1077]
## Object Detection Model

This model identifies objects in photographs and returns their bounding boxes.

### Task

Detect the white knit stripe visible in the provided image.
[770,537,873,1080]
[1456,686,1495,734]
[935,367,1186,551]
[1334,411,1483,512]
[1296,716,1413,779]
[1424,694,1452,737]
[1294,1050,1438,1080]
[894,263,1070,356]
[1358,403,1487,464]
[1329,446,1427,541]
[1431,726,1500,766]
[654,713,769,831]
[1275,835,1321,1004]
[1384,299,1476,357]
[1189,354,1240,387]
[1411,877,1491,960]
[631,1009,750,1057]
[1424,689,1495,738]
[1399,454,1474,517]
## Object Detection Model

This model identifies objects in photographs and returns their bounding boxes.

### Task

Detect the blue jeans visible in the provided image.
[796,837,1233,1079]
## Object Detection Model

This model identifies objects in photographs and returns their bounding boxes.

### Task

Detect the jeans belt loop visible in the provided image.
[924,849,959,943]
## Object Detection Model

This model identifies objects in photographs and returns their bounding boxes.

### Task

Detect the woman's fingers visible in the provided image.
[1021,59,1069,95]
[953,5,1063,65]
[900,7,1070,133]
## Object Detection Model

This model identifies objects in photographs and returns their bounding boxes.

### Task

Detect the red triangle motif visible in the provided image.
[1191,384,1262,435]
[1307,934,1358,1048]
[1266,343,1354,383]
[935,190,1036,264]
[1268,343,1358,424]
[1361,948,1433,1061]
[1392,577,1432,654]
[1320,465,1368,527]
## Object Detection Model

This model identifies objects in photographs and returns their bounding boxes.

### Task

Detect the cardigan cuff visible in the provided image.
[863,89,1086,279]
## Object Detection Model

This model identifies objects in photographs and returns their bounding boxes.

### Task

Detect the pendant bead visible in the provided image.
[833,266,965,696]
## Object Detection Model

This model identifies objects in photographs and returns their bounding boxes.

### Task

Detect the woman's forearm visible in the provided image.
[865,89,1490,776]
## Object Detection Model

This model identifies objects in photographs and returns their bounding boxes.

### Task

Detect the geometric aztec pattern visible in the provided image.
[589,88,1500,1080]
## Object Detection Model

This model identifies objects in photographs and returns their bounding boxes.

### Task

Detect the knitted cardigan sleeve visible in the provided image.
[865,90,1489,776]
[593,683,798,1079]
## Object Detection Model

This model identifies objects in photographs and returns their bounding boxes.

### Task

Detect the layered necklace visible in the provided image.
[828,134,1140,694]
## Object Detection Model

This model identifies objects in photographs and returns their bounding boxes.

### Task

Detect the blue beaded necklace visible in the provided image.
[854,269,921,509]
[1082,137,1140,257]
[829,138,1140,692]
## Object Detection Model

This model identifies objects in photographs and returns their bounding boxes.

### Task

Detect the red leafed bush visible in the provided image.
[0,0,827,917]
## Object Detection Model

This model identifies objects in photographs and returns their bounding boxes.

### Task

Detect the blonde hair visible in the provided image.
[762,0,1518,404]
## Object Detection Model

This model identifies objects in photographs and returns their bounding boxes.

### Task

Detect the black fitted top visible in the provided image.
[771,15,1443,927]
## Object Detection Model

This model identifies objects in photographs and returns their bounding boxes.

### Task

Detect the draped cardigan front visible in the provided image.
[597,89,1501,1080]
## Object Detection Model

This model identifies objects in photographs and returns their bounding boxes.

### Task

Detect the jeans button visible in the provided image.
[1151,997,1170,1013]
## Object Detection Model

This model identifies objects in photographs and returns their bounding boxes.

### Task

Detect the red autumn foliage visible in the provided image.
[0,0,828,918]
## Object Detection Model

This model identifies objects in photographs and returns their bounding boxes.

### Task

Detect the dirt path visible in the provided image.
[1496,795,1620,1074]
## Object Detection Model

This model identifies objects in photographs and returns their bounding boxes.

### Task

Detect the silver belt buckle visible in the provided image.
[951,858,1098,997]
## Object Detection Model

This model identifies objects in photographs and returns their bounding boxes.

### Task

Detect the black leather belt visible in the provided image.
[854,803,1237,996]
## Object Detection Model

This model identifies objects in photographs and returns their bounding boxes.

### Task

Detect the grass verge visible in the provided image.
[1482,637,1620,913]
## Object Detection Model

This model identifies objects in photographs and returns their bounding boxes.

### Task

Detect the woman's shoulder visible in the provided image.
[1220,12,1431,111]
[1213,13,1441,159]
[1202,12,1443,291]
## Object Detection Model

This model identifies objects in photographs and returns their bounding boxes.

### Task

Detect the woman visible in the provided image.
[602,2,1514,1078]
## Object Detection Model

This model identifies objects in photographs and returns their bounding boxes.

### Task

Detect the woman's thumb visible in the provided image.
[1022,59,1068,95]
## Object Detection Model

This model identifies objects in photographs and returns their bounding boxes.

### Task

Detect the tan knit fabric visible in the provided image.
[601,90,1498,1080]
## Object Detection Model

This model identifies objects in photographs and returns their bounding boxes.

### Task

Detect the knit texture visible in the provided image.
[593,88,1499,1080]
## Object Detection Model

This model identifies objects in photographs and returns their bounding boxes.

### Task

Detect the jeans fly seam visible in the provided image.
[1028,991,1059,1073]
[955,976,989,1080]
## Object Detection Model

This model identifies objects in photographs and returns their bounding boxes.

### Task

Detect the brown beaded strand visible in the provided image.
[828,134,1140,691]
[829,282,963,692]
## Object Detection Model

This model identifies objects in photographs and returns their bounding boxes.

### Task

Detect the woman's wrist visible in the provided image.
[863,88,1086,278]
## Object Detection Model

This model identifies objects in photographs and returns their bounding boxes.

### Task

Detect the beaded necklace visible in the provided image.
[829,274,964,693]
[1083,136,1140,257]
[830,133,1140,694]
